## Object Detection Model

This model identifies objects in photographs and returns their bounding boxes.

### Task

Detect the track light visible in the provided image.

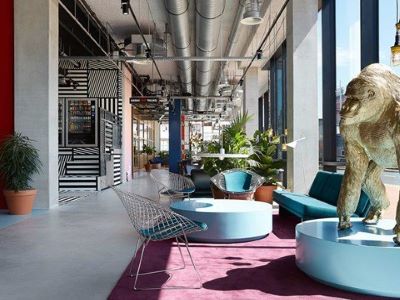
[241,0,263,25]
[239,79,243,86]
[121,0,129,15]
[256,50,262,60]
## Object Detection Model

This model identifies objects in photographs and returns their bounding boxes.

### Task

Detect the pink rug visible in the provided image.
[109,215,385,300]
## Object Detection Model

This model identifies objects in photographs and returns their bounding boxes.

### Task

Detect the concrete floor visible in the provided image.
[0,174,157,300]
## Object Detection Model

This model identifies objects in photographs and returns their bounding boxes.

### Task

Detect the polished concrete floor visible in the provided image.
[0,174,157,300]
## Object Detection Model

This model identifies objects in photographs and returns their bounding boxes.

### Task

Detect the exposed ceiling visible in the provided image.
[78,0,286,118]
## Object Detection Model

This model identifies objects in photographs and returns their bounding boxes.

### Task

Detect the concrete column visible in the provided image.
[121,65,132,182]
[286,0,319,193]
[243,67,259,136]
[14,0,59,208]
[169,100,181,174]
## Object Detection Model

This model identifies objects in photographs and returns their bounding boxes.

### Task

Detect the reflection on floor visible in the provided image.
[0,209,47,230]
[58,190,93,205]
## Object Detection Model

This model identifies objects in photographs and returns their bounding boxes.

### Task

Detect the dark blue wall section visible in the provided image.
[361,0,379,68]
[169,99,181,174]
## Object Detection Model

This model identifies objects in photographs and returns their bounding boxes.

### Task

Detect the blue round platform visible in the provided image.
[170,199,272,243]
[296,218,400,298]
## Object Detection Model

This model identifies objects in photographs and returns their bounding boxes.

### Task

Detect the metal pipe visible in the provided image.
[195,0,226,111]
[165,0,193,111]
[213,1,245,95]
[60,56,261,61]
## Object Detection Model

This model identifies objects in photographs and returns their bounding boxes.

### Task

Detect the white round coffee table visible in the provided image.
[170,199,272,243]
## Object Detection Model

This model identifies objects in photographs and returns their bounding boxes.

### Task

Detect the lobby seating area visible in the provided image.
[2,0,400,299]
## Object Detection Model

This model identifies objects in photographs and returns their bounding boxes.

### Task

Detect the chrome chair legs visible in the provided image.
[129,234,202,291]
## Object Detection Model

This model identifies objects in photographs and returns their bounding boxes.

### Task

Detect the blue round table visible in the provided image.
[170,199,272,243]
[296,218,400,298]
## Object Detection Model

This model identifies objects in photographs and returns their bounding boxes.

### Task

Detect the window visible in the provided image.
[160,122,169,151]
[269,43,287,136]
[335,0,361,161]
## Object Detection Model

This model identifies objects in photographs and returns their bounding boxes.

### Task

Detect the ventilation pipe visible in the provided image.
[165,0,193,111]
[213,1,245,95]
[195,0,225,111]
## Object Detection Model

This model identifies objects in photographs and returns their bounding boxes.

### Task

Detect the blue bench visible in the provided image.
[273,171,371,221]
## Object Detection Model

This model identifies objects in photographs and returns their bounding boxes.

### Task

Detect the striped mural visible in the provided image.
[58,60,124,195]
[88,69,118,98]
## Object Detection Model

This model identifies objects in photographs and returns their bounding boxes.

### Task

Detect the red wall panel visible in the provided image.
[0,0,14,208]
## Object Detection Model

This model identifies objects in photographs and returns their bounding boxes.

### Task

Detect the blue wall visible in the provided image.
[168,99,181,173]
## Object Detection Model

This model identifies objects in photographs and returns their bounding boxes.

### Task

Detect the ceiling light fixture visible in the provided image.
[392,0,400,65]
[121,0,129,15]
[241,0,263,26]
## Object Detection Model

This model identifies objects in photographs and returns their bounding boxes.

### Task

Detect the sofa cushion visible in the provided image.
[224,171,252,192]
[309,171,343,206]
[274,190,339,219]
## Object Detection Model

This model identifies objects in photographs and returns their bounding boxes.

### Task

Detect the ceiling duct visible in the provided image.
[195,0,225,111]
[124,34,167,57]
[165,0,193,111]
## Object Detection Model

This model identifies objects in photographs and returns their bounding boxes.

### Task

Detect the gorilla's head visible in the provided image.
[340,64,400,126]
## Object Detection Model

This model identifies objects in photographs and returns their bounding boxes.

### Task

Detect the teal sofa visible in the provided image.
[273,171,371,221]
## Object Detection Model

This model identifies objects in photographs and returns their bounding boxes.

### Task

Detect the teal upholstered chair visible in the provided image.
[210,169,265,199]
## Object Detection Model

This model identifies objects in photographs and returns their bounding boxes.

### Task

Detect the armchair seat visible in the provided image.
[210,168,265,200]
[140,219,208,240]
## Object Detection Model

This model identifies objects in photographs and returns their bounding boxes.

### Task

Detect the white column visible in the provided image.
[121,65,132,182]
[14,0,59,208]
[286,0,319,193]
[243,67,259,136]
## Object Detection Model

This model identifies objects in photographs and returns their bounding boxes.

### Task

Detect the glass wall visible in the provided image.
[335,0,361,161]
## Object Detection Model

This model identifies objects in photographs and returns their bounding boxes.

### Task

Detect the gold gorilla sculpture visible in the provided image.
[337,63,400,244]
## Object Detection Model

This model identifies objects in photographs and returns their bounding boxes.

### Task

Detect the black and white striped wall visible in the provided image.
[58,60,124,192]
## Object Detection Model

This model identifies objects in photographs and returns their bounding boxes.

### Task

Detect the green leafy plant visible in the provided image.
[0,132,42,191]
[141,144,156,156]
[250,129,285,185]
[202,112,256,176]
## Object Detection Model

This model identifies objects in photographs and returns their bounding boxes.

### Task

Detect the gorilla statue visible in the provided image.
[337,63,400,244]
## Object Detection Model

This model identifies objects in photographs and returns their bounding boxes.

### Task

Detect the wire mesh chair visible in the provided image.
[210,168,265,200]
[113,188,207,290]
[150,169,196,202]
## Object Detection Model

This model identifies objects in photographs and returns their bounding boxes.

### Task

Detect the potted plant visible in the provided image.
[141,144,156,172]
[0,132,42,214]
[202,112,256,198]
[250,129,285,203]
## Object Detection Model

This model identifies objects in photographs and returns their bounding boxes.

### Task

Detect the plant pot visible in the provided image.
[3,189,37,215]
[254,185,277,203]
[144,163,151,172]
[211,183,225,199]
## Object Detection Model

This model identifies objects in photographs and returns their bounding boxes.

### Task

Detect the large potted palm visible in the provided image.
[0,132,42,214]
[250,129,284,203]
